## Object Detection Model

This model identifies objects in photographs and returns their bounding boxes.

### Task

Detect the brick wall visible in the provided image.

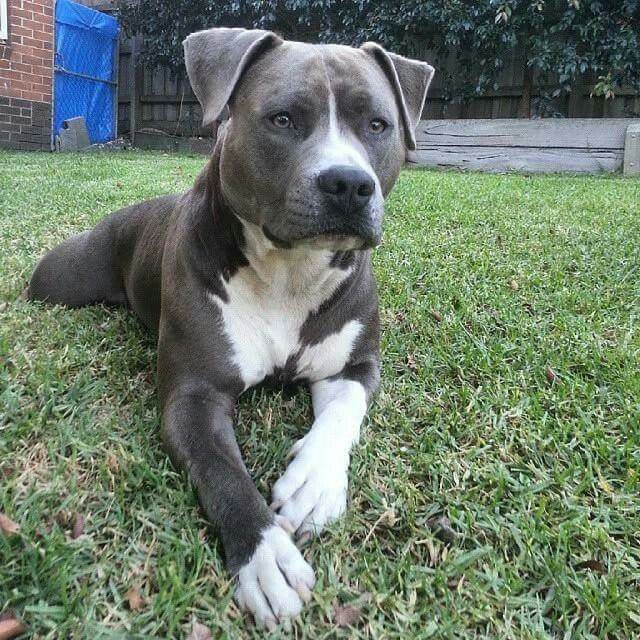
[0,0,54,150]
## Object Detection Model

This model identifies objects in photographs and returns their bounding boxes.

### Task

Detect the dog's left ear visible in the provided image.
[361,43,434,150]
[183,27,283,130]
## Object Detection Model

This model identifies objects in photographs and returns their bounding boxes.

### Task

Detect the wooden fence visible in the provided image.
[117,37,640,141]
[118,37,205,140]
[416,37,640,121]
[118,38,201,136]
[115,35,640,174]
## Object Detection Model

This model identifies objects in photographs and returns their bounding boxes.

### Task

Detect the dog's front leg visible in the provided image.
[272,369,377,544]
[161,387,315,628]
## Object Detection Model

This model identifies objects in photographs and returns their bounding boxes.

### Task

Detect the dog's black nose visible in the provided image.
[317,165,375,214]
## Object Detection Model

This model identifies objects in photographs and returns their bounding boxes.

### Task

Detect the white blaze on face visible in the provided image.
[307,89,384,228]
[314,92,382,188]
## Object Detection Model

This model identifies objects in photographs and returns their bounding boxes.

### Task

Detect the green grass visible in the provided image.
[1,149,639,639]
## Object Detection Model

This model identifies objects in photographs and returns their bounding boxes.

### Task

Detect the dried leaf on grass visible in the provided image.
[0,611,26,640]
[106,453,120,474]
[0,513,19,536]
[333,603,362,627]
[125,585,145,612]
[427,516,459,545]
[362,507,397,545]
[186,621,212,640]
[575,559,606,574]
[71,513,85,539]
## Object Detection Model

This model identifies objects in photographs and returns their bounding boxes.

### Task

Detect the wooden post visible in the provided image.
[129,35,144,146]
[567,82,580,117]
[517,66,533,119]
[623,124,640,177]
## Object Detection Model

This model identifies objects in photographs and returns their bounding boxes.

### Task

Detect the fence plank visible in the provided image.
[129,35,144,144]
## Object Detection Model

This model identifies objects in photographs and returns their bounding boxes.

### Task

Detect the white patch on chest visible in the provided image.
[208,226,362,390]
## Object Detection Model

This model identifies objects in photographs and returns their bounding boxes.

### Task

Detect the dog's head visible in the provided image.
[184,28,434,250]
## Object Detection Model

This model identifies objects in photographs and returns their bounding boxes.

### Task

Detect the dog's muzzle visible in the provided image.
[265,164,383,250]
[316,165,375,217]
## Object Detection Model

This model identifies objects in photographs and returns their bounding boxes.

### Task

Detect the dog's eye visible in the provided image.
[369,119,387,134]
[271,112,293,129]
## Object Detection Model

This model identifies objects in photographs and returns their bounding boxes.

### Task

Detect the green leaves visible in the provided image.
[117,0,639,113]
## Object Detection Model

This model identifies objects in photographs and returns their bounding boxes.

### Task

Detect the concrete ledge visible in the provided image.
[408,118,640,174]
[132,130,213,154]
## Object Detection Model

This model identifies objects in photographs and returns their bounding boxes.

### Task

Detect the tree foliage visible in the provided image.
[118,0,640,113]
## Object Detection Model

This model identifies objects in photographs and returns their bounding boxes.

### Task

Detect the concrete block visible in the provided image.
[623,124,640,177]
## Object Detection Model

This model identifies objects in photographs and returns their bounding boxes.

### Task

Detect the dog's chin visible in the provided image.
[295,235,375,251]
[263,226,379,251]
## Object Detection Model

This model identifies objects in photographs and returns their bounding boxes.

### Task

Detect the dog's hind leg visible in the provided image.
[28,216,127,308]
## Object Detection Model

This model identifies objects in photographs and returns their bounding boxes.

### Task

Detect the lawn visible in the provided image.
[1,150,639,639]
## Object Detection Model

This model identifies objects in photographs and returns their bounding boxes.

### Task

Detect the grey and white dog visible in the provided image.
[28,28,434,629]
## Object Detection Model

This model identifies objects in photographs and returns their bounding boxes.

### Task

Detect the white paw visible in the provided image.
[234,522,316,629]
[271,433,349,541]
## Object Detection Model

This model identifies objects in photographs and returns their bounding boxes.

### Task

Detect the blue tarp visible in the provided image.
[54,0,119,144]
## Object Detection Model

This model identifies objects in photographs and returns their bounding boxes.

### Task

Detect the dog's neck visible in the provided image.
[202,131,351,299]
[238,217,341,299]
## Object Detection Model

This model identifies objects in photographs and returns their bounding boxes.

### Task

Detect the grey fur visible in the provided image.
[361,42,435,150]
[184,28,283,130]
[28,29,433,593]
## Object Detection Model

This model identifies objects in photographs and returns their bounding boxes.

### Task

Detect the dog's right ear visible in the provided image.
[183,28,282,129]
[361,43,434,150]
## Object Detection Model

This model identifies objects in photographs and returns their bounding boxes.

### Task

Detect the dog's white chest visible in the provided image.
[209,257,361,390]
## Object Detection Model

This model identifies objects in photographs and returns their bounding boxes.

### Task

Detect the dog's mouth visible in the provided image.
[262,225,379,251]
[296,234,376,251]
[262,225,294,249]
